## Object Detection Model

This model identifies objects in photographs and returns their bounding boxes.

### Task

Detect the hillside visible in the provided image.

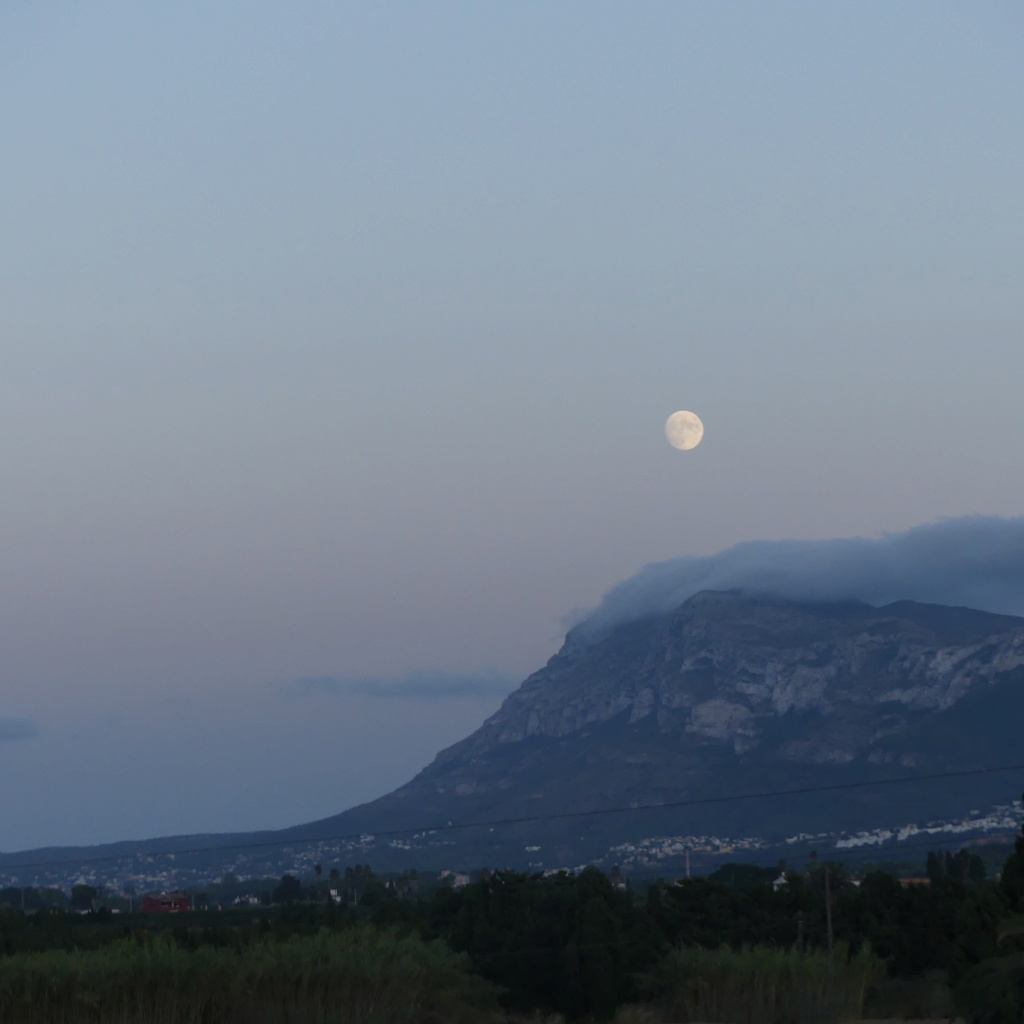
[5,590,1024,885]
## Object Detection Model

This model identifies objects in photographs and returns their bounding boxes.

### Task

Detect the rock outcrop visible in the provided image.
[434,591,1024,768]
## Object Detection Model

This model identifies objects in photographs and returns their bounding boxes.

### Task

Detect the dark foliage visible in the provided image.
[2,839,1024,1021]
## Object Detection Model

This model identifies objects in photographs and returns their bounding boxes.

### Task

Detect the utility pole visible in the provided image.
[824,865,835,1020]
[685,848,691,879]
[824,865,834,971]
[796,910,805,1024]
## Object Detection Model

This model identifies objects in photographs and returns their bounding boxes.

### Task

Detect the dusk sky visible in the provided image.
[2,1,1022,850]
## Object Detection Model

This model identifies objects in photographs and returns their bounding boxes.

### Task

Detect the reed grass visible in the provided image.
[643,942,883,1024]
[0,924,497,1024]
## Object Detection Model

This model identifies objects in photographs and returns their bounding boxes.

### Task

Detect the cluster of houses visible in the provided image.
[139,890,191,913]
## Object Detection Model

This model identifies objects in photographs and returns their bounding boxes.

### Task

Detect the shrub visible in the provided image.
[0,924,498,1024]
[642,942,882,1024]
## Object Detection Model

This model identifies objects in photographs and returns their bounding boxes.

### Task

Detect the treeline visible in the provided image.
[4,836,1024,1021]
[426,860,1008,1019]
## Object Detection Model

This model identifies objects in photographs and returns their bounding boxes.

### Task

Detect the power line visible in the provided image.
[2,760,1022,874]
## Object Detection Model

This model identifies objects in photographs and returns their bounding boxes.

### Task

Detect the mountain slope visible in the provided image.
[284,591,1024,862]
[6,590,1024,885]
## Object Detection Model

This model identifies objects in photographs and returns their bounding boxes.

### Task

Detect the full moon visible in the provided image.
[665,410,704,450]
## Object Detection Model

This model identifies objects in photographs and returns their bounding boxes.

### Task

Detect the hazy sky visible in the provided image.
[2,1,1022,850]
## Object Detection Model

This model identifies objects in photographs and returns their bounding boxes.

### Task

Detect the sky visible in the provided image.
[1,1,1022,851]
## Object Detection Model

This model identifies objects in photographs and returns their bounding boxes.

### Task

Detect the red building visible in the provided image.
[140,891,191,912]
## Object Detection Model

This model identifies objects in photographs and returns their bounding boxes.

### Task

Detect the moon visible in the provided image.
[665,410,704,450]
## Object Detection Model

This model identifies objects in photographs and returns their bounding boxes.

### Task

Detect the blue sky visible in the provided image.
[1,1,1022,849]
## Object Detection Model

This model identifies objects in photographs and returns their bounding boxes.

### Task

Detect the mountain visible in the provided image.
[6,590,1024,886]
[278,590,1024,868]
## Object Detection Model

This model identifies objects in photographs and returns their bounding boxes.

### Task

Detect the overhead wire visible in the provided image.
[2,760,1022,875]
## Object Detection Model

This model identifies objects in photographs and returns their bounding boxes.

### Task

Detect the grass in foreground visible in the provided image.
[0,924,499,1024]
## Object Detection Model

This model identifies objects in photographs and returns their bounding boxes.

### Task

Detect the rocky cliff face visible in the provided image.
[432,591,1024,770]
[283,591,1024,868]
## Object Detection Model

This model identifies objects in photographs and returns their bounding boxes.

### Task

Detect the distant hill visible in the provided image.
[5,590,1024,887]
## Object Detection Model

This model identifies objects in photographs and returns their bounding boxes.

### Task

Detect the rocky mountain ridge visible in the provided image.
[435,591,1024,770]
[265,590,1024,868]
[5,590,1024,885]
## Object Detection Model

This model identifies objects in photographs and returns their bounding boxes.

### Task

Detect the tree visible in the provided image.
[343,864,377,905]
[927,851,947,880]
[70,885,98,912]
[943,850,987,884]
[272,874,303,904]
[1001,792,1024,912]
[708,863,778,890]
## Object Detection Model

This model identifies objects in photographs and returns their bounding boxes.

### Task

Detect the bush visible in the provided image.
[0,924,498,1024]
[642,943,882,1024]
[864,969,953,1019]
[954,953,1024,1024]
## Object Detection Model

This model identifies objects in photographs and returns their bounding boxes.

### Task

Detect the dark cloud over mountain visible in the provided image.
[580,515,1024,633]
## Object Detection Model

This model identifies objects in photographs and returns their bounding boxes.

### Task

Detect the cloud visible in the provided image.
[0,716,38,741]
[288,669,517,700]
[579,515,1024,633]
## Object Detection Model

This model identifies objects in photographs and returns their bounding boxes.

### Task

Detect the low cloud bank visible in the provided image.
[289,669,516,699]
[580,515,1024,633]
[0,716,38,741]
